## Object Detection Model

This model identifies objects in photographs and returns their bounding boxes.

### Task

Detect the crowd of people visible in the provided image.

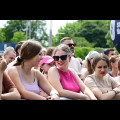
[1,37,120,100]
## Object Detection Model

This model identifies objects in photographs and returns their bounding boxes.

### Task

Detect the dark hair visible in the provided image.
[14,39,42,67]
[46,47,55,57]
[103,48,114,56]
[15,41,25,56]
[92,53,109,70]
[109,55,119,70]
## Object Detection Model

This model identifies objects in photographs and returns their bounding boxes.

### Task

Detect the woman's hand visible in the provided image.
[46,94,59,100]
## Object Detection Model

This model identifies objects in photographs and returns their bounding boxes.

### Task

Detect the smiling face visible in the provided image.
[94,60,108,78]
[54,50,70,72]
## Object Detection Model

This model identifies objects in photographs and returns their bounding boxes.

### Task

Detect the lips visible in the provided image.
[101,72,105,74]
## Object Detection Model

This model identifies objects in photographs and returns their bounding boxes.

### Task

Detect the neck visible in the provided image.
[21,62,33,74]
[110,70,119,77]
[95,73,103,80]
[57,67,68,72]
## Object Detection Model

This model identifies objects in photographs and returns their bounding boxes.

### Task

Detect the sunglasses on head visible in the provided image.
[53,55,67,61]
[67,43,76,47]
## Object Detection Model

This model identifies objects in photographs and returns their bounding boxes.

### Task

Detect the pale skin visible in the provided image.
[48,50,97,100]
[110,57,119,77]
[89,60,120,100]
[8,52,59,100]
[0,57,20,100]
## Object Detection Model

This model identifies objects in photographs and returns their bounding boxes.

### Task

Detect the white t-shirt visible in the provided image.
[68,57,82,73]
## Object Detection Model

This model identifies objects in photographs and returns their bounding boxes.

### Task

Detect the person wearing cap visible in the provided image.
[81,51,99,80]
[39,55,55,79]
[39,56,55,97]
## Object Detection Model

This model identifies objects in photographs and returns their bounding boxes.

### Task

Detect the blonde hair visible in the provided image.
[54,44,72,56]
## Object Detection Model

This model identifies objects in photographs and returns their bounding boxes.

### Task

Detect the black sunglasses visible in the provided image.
[67,43,76,47]
[53,55,67,61]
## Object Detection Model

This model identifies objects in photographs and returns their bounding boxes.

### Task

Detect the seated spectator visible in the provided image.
[48,44,97,100]
[39,55,55,97]
[81,51,99,79]
[84,53,120,100]
[3,46,16,65]
[8,39,59,100]
[109,55,120,77]
[0,57,20,100]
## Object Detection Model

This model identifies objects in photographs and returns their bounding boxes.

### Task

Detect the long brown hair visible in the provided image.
[14,39,42,67]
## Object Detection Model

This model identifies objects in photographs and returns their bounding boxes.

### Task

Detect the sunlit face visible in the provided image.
[64,40,75,54]
[41,62,55,74]
[54,50,70,72]
[111,58,119,70]
[108,51,116,58]
[31,51,42,67]
[94,60,108,78]
[5,51,16,65]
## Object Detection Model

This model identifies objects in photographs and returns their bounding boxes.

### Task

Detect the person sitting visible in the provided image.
[39,55,55,97]
[8,39,59,100]
[84,53,120,100]
[48,44,97,100]
[0,57,21,100]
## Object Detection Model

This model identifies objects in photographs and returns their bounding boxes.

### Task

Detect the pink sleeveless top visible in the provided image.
[57,68,81,93]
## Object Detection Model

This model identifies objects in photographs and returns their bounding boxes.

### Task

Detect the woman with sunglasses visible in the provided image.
[48,44,97,100]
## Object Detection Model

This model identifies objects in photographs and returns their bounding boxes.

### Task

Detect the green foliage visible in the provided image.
[2,20,48,46]
[0,28,6,42]
[105,31,114,48]
[72,37,94,47]
[11,31,26,43]
[74,47,104,60]
[52,20,111,48]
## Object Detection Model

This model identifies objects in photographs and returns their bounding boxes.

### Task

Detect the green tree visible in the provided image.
[2,20,48,46]
[74,20,110,48]
[11,31,26,43]
[0,28,6,43]
[105,31,114,48]
[2,20,26,42]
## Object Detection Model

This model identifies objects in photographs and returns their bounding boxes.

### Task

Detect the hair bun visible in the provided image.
[17,57,22,63]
